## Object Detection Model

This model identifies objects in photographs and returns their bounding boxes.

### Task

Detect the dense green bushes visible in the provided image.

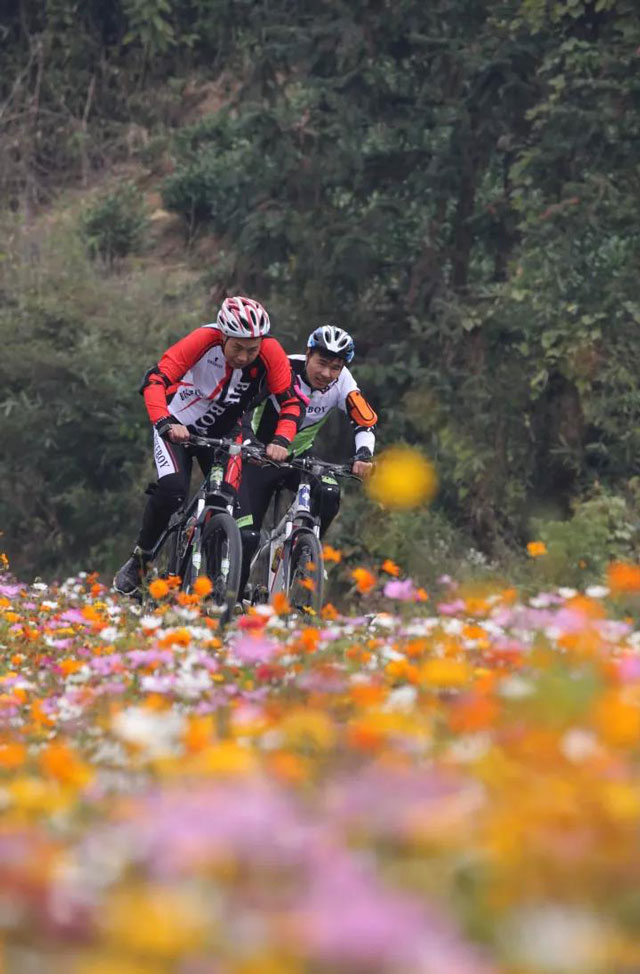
[82,183,149,264]
[0,216,204,578]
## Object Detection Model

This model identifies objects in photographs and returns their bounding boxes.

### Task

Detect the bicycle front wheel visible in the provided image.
[287,529,324,614]
[200,512,242,625]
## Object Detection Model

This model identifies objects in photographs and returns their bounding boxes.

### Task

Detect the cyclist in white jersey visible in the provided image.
[236,325,377,595]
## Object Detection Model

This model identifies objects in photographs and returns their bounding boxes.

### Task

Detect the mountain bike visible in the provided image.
[148,434,266,624]
[247,455,359,614]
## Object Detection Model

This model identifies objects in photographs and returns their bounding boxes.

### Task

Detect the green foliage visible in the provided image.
[82,183,149,264]
[531,489,640,587]
[123,0,176,60]
[0,216,205,579]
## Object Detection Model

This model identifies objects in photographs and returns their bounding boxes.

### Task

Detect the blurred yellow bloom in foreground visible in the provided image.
[101,885,208,958]
[366,446,438,509]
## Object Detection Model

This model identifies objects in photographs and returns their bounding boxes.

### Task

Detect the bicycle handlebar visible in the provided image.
[187,435,360,480]
[283,455,361,481]
[187,434,272,465]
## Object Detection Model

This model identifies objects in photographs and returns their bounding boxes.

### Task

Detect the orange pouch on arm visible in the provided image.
[346,390,377,427]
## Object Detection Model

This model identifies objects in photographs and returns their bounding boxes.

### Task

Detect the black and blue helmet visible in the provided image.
[307,325,355,363]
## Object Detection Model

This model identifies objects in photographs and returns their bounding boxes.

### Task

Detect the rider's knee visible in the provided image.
[317,481,341,525]
[145,477,185,511]
[240,528,261,556]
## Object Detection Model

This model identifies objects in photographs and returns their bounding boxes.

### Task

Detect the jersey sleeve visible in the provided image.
[338,368,377,455]
[259,339,305,444]
[142,326,222,424]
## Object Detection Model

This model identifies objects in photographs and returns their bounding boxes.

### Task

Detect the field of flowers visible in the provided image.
[1,548,640,973]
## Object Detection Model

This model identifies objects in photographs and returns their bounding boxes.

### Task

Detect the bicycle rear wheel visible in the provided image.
[200,512,242,625]
[287,529,324,614]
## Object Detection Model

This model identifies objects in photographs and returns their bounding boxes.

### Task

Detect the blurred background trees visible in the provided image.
[2,0,640,581]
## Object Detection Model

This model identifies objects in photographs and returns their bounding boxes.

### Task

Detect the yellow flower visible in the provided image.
[280,709,336,752]
[366,446,438,509]
[101,885,208,958]
[197,741,255,776]
[527,540,547,557]
[420,658,471,688]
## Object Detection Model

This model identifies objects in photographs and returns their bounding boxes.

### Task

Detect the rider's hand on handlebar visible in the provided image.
[167,424,191,444]
[266,442,289,462]
[352,459,373,479]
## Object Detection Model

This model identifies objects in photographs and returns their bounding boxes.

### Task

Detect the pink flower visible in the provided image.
[232,636,279,665]
[384,579,418,601]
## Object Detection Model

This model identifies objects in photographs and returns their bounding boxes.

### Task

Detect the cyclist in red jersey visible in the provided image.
[113,296,304,596]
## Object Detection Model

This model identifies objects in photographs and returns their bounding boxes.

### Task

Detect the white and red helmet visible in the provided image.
[216,296,271,338]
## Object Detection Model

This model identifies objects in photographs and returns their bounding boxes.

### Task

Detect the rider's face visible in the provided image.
[223,337,262,369]
[305,350,344,390]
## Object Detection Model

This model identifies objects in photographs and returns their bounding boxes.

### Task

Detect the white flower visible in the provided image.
[139,614,163,630]
[558,587,577,599]
[501,904,611,972]
[384,686,418,711]
[441,618,464,635]
[499,676,533,699]
[99,626,120,642]
[561,729,598,763]
[112,707,185,757]
[585,585,609,599]
[448,733,491,763]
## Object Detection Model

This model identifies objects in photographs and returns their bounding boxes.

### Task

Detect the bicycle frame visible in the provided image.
[250,456,357,602]
[260,472,317,598]
[149,438,244,582]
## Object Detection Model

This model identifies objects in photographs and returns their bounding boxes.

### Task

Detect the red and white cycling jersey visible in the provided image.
[142,324,302,442]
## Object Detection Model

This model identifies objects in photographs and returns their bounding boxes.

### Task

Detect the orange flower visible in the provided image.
[184,715,214,753]
[192,576,213,597]
[298,628,320,654]
[527,540,547,557]
[269,751,308,784]
[381,559,401,576]
[322,545,342,564]
[148,578,170,600]
[60,659,83,676]
[351,567,377,595]
[0,742,26,769]
[40,742,91,786]
[321,602,338,620]
[593,690,640,747]
[350,683,386,707]
[272,592,290,615]
[607,561,640,594]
